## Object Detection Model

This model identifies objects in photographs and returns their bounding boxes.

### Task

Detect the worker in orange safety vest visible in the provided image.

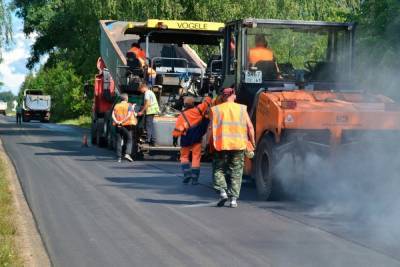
[172,95,212,185]
[248,34,281,78]
[210,88,255,208]
[129,42,157,84]
[112,93,137,163]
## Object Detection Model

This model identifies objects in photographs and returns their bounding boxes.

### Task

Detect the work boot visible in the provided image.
[124,154,134,162]
[181,163,191,184]
[191,168,200,185]
[230,197,238,208]
[182,176,191,184]
[217,190,228,207]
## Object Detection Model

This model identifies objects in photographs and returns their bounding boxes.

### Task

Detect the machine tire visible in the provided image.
[254,135,276,200]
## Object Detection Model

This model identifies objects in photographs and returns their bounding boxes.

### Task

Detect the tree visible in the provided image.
[0,0,12,59]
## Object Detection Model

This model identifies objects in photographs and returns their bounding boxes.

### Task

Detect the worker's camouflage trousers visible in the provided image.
[213,150,245,198]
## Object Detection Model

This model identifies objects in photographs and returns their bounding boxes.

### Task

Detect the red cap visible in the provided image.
[222,88,235,98]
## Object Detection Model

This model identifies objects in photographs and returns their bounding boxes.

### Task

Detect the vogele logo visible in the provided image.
[176,22,208,30]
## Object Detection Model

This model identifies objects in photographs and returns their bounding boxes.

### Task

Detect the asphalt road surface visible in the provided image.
[1,116,400,267]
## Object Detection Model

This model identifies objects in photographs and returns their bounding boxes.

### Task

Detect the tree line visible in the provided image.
[10,0,400,120]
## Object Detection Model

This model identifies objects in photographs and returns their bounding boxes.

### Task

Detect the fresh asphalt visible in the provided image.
[1,116,399,267]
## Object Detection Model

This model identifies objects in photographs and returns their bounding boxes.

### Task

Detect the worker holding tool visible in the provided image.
[172,95,212,185]
[138,83,160,146]
[210,88,255,208]
[112,93,137,162]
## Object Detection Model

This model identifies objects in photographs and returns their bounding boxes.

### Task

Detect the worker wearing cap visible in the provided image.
[172,96,212,185]
[210,88,255,208]
[138,83,160,145]
[112,93,137,162]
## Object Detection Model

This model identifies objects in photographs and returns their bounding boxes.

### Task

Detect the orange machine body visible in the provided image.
[244,90,400,175]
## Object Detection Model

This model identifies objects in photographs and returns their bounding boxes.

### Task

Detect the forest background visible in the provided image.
[1,0,399,121]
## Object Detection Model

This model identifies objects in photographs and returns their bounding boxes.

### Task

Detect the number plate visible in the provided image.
[244,70,262,84]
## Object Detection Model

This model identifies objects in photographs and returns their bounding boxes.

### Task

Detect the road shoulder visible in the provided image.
[0,139,51,267]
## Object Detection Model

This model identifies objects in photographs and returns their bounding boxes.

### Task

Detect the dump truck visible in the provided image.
[217,18,400,200]
[89,19,224,157]
[0,101,7,115]
[22,89,51,122]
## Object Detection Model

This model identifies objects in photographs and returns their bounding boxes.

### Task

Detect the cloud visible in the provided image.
[0,16,37,95]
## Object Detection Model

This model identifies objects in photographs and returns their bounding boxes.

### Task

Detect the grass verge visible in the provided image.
[0,157,21,266]
[59,115,91,129]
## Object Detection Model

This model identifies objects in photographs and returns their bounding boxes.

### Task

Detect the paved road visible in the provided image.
[1,116,400,267]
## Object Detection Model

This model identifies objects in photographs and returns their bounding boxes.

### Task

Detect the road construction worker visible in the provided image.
[129,43,146,67]
[16,104,22,125]
[248,35,281,78]
[112,93,137,162]
[210,88,255,208]
[138,83,159,145]
[172,95,212,185]
[129,42,156,84]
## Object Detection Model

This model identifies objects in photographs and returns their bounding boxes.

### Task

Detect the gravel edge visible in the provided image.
[0,139,51,267]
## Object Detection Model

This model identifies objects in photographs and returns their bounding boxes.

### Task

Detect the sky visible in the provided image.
[0,12,39,96]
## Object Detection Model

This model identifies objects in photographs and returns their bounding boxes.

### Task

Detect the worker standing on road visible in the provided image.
[138,83,159,146]
[16,104,22,125]
[210,88,255,208]
[112,93,137,163]
[172,96,212,185]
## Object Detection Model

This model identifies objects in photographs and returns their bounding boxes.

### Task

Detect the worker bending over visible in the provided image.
[210,88,255,208]
[112,93,137,162]
[172,96,212,185]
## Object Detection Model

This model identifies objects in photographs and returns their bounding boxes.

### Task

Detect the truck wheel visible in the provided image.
[254,135,276,200]
[96,120,107,148]
[91,122,97,145]
[107,126,115,150]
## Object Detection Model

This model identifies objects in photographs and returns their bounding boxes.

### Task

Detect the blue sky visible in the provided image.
[0,11,38,95]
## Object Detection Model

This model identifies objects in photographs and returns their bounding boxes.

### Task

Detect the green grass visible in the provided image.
[0,157,21,266]
[59,115,91,129]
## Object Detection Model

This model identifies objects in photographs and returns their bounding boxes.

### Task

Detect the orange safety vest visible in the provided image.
[211,102,248,151]
[129,47,146,61]
[248,47,274,65]
[113,102,137,126]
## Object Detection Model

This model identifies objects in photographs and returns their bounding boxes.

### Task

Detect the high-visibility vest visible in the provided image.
[211,102,248,151]
[129,47,146,61]
[145,90,160,115]
[113,102,137,126]
[248,47,274,65]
